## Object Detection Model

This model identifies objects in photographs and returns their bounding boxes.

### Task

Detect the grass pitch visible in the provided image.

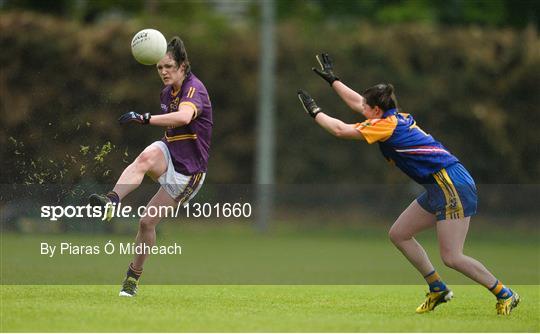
[2,221,538,331]
[2,222,539,285]
[1,284,538,332]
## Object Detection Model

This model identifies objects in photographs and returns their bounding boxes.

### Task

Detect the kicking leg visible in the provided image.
[89,144,167,219]
[112,145,168,200]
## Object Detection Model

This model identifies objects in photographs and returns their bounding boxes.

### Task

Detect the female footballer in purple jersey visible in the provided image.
[297,53,519,315]
[89,36,212,297]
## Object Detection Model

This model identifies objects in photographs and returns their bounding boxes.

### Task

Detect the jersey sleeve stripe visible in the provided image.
[179,101,199,117]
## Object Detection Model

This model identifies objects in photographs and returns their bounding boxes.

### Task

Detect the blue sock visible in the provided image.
[489,280,513,299]
[425,270,448,292]
[429,280,448,292]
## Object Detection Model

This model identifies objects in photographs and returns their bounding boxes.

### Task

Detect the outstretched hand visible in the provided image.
[297,90,322,118]
[312,53,339,86]
[118,111,151,125]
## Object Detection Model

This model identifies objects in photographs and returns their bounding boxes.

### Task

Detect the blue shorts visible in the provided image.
[417,163,477,221]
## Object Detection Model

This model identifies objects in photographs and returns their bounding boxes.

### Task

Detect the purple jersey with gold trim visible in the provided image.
[159,73,212,175]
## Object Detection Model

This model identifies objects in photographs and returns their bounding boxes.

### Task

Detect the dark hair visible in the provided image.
[362,83,398,112]
[167,36,191,74]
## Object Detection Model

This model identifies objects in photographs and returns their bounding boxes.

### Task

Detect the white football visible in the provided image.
[131,29,167,65]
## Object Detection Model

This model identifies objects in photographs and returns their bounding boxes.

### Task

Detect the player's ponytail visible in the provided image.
[167,36,191,74]
[362,83,398,112]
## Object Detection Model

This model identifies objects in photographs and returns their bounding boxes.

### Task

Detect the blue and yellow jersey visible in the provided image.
[355,108,459,184]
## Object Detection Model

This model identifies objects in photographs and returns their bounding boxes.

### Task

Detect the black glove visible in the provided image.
[118,111,151,125]
[297,90,322,118]
[312,53,339,85]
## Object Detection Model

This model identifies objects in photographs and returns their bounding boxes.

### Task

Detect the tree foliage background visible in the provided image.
[1,0,539,187]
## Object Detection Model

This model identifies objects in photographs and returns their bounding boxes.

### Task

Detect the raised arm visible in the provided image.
[312,53,365,114]
[297,90,364,141]
[332,81,365,114]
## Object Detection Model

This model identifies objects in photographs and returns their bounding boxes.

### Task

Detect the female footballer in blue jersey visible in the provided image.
[297,53,519,315]
[89,36,212,297]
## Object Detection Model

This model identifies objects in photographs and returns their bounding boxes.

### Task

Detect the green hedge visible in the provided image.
[1,12,539,185]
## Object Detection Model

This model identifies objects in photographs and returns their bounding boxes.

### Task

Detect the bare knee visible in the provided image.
[388,227,400,245]
[389,225,409,246]
[139,216,159,232]
[441,252,465,269]
[133,149,159,172]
